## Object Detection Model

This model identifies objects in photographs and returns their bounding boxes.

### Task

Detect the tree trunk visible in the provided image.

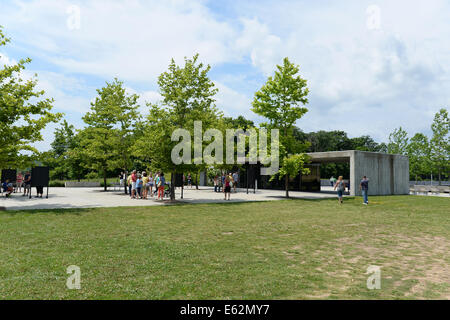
[103,169,107,192]
[170,172,176,200]
[285,174,289,198]
[195,171,199,190]
[438,169,442,186]
[124,169,127,194]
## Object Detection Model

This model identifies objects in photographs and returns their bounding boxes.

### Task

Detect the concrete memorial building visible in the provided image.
[305,150,410,196]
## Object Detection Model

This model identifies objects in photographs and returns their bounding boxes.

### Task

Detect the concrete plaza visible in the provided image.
[0,186,337,211]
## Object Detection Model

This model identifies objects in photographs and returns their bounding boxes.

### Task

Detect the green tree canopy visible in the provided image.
[135,54,223,199]
[78,78,141,190]
[252,57,310,197]
[387,127,409,155]
[0,26,62,168]
[407,133,431,182]
[430,108,449,184]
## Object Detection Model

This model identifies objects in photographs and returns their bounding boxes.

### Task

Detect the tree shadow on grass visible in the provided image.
[0,205,99,216]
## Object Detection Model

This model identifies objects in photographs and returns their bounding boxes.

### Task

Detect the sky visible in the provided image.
[1,0,449,151]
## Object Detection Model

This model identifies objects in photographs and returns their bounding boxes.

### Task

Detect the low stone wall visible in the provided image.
[65,181,101,188]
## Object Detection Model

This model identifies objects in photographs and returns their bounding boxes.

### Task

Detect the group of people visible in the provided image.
[1,171,41,198]
[213,172,239,200]
[332,175,370,205]
[122,171,167,201]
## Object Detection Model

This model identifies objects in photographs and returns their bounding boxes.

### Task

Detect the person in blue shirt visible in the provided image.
[360,176,369,205]
[136,174,143,199]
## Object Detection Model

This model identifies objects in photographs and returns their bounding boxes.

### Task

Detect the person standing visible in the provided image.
[232,172,239,193]
[330,176,335,187]
[136,174,143,199]
[187,173,192,189]
[360,176,369,205]
[127,172,133,197]
[119,172,125,188]
[131,170,137,199]
[213,175,219,192]
[16,172,23,193]
[157,173,166,200]
[148,172,154,197]
[23,171,31,197]
[224,173,232,200]
[142,172,149,199]
[36,185,44,198]
[333,176,346,204]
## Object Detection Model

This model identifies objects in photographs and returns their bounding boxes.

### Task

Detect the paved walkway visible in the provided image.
[0,187,337,211]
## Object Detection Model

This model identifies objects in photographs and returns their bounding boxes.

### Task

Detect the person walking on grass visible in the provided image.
[360,176,369,205]
[333,176,346,204]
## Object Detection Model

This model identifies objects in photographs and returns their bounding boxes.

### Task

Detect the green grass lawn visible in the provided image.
[0,196,449,300]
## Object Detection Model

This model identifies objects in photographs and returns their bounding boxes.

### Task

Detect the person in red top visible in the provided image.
[131,170,137,199]
[16,172,23,193]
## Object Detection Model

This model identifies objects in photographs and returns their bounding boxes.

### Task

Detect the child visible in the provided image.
[3,179,13,197]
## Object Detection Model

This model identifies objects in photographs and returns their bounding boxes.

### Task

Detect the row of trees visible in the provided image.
[1,25,448,196]
[42,56,311,198]
[387,108,449,184]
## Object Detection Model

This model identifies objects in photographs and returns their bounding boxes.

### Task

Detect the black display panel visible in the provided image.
[1,169,17,183]
[174,173,184,187]
[31,167,50,187]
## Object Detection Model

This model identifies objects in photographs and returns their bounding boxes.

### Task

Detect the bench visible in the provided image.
[413,185,429,195]
[65,181,101,188]
[110,182,122,191]
[413,185,450,195]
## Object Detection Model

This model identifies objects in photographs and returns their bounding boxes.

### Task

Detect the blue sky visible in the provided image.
[1,0,449,151]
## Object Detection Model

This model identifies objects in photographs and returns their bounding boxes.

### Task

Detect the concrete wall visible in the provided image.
[351,151,409,196]
[65,181,101,188]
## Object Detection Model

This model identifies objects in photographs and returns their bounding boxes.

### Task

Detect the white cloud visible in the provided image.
[1,0,449,148]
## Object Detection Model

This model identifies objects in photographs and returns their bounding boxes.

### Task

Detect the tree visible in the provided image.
[80,78,141,191]
[43,120,86,181]
[430,108,450,185]
[407,133,431,182]
[48,120,75,180]
[135,54,222,199]
[350,135,384,152]
[0,26,62,168]
[223,116,255,130]
[274,154,311,194]
[252,57,309,197]
[387,127,409,155]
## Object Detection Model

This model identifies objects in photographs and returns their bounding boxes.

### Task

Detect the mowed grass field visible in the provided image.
[0,196,449,300]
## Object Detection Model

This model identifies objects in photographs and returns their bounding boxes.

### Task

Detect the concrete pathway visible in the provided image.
[0,187,337,211]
